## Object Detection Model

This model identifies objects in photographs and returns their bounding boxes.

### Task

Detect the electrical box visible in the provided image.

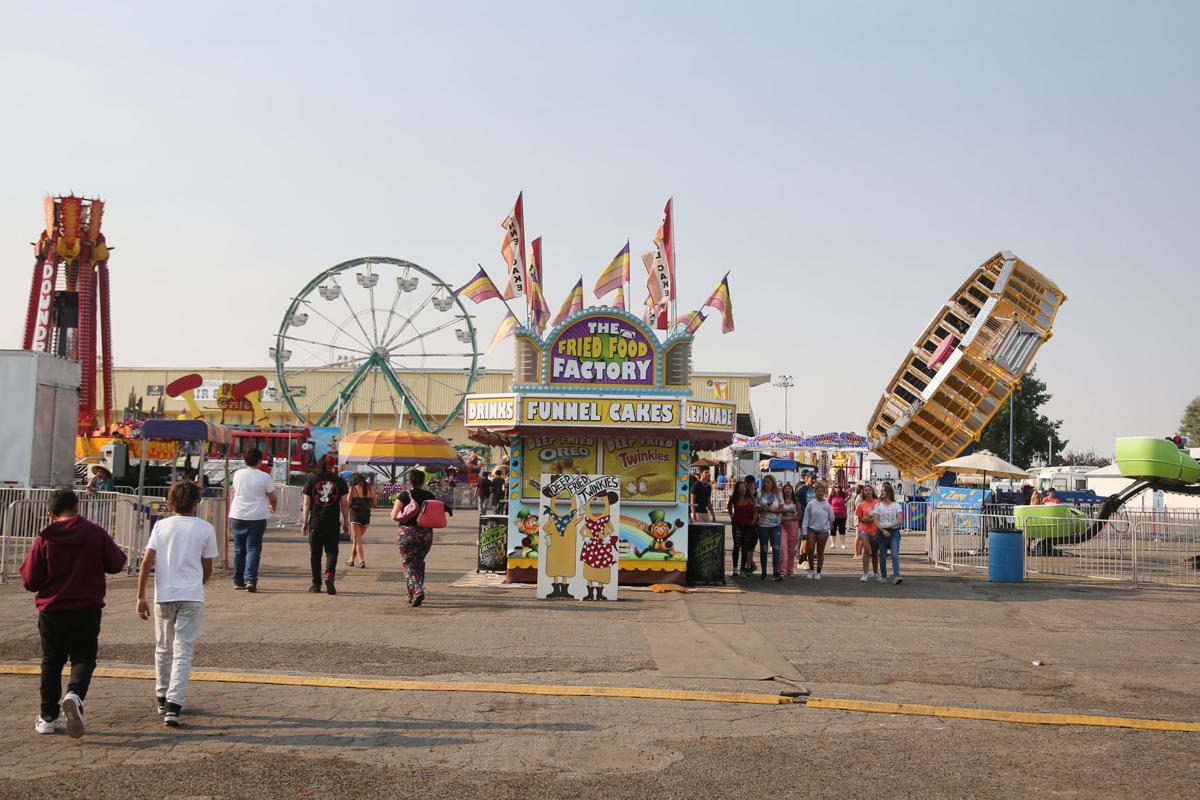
[0,350,81,487]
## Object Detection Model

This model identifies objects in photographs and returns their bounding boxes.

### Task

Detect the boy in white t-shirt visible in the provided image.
[135,481,218,727]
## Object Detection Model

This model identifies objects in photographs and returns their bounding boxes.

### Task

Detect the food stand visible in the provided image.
[464,307,738,586]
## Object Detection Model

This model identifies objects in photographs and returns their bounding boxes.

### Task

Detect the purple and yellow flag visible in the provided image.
[593,241,630,299]
[453,266,502,304]
[485,309,521,355]
[702,272,735,333]
[679,308,707,334]
[552,277,585,327]
[612,284,626,311]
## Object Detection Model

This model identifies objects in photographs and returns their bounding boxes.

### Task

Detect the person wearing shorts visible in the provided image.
[855,485,880,581]
[801,485,835,579]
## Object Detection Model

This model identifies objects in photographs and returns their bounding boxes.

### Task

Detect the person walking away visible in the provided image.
[477,470,492,513]
[690,468,715,522]
[392,469,437,606]
[302,454,350,594]
[874,482,904,584]
[802,485,835,580]
[778,484,800,577]
[228,448,277,593]
[855,485,880,581]
[727,482,758,577]
[347,473,374,568]
[829,487,849,550]
[756,475,783,581]
[135,481,217,727]
[795,471,817,568]
[21,489,127,737]
[491,469,507,515]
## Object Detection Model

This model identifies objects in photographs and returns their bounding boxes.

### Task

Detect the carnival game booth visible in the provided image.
[464,308,738,586]
[134,419,235,567]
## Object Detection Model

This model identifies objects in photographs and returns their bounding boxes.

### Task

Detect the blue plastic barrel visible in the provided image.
[988,529,1024,583]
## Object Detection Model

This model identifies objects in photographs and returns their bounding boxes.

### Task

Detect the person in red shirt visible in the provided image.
[20,488,128,738]
[726,481,758,576]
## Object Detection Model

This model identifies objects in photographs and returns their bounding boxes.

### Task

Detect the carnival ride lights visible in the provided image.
[21,195,116,436]
[865,251,1067,483]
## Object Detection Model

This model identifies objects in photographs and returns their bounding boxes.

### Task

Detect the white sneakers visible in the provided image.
[815,572,823,580]
[34,716,56,734]
[62,692,84,739]
[806,571,815,580]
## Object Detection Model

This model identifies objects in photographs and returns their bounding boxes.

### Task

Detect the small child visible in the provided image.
[136,480,218,727]
[21,488,128,737]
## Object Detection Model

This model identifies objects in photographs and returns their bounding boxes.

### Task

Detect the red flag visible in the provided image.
[527,237,551,333]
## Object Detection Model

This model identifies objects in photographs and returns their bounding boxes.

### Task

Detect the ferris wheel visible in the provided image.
[272,257,479,433]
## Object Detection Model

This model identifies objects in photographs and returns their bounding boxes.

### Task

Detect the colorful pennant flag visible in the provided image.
[642,249,663,305]
[501,192,527,299]
[552,276,585,327]
[453,266,502,304]
[643,298,669,331]
[702,272,735,333]
[527,237,551,333]
[679,308,707,334]
[593,241,630,299]
[485,309,521,355]
[612,284,626,311]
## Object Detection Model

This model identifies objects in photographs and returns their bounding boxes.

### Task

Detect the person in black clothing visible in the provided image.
[491,470,507,515]
[477,470,493,513]
[301,455,350,595]
[690,469,714,522]
[391,469,437,606]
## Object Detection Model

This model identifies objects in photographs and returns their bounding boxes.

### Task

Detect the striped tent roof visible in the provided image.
[338,429,461,467]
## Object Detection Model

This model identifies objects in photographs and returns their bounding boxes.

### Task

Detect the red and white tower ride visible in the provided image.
[21,195,115,436]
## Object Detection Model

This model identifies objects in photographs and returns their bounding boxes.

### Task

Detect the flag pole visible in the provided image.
[670,198,678,326]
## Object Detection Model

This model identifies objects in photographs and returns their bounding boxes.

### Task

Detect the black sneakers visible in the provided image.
[309,583,322,593]
[156,696,167,715]
[163,702,181,727]
[324,575,336,595]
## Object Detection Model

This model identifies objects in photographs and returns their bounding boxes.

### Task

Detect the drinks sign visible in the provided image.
[548,313,656,387]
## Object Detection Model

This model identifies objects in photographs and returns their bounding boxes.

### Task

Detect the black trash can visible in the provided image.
[477,514,509,572]
[686,522,726,586]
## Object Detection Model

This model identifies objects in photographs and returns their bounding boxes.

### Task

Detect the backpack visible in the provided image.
[416,499,448,529]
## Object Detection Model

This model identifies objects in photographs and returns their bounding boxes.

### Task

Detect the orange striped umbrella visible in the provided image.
[338,429,460,467]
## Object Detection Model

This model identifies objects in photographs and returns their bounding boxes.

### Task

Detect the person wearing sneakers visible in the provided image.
[136,481,218,727]
[21,488,127,737]
[801,485,835,580]
[874,482,905,584]
[228,448,277,593]
[855,484,881,581]
[301,454,350,595]
[829,487,849,550]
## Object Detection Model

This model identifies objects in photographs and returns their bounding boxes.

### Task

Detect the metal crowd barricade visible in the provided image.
[929,505,1200,588]
[270,484,304,528]
[0,491,143,582]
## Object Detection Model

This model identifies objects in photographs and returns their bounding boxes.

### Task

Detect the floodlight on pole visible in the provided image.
[773,374,794,433]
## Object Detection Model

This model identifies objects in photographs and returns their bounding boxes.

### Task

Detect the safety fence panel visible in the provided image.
[930,507,1200,588]
[1,493,144,582]
[270,485,304,528]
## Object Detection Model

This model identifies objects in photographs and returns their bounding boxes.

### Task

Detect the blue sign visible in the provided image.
[931,486,989,511]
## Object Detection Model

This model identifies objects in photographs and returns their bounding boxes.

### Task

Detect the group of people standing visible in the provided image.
[725,473,906,584]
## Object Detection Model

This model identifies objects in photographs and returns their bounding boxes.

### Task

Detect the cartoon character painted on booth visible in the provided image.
[632,509,686,559]
[509,508,540,557]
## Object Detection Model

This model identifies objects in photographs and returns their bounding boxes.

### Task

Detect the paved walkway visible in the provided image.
[0,509,1196,798]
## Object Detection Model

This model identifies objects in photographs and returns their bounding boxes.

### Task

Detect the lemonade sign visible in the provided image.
[548,313,656,387]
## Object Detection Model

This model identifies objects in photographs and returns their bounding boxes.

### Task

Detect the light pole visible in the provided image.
[773,374,794,433]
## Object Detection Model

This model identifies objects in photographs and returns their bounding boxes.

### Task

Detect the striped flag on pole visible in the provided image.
[453,266,502,304]
[612,284,626,311]
[678,308,707,334]
[501,192,527,299]
[485,309,521,355]
[552,276,585,327]
[593,241,630,299]
[702,272,735,333]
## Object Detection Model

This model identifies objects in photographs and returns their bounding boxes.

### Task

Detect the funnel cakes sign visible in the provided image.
[548,313,656,387]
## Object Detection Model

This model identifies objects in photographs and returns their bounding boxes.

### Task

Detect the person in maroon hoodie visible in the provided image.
[20,488,127,738]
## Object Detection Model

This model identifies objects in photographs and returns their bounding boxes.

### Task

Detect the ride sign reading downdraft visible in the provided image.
[548,314,655,387]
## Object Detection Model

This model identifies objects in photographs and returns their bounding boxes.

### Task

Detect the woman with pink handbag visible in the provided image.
[390,470,441,607]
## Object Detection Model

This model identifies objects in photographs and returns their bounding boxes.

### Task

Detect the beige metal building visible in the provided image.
[107,367,767,446]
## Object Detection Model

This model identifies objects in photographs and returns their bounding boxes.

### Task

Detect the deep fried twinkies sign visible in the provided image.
[548,313,656,387]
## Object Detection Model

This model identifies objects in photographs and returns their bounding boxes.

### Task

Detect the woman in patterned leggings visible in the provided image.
[391,470,436,606]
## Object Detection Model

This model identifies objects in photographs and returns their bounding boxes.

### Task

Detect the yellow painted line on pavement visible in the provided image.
[0,664,791,706]
[805,696,1200,732]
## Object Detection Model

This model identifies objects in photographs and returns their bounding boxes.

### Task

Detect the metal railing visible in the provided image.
[270,484,304,528]
[1,492,145,582]
[929,507,1200,588]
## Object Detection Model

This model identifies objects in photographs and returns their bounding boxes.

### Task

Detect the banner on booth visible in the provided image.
[522,397,679,427]
[465,395,519,427]
[547,313,656,388]
[602,438,677,502]
[519,436,599,499]
[684,400,737,431]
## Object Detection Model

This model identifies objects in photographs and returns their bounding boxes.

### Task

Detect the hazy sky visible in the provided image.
[2,1,1197,454]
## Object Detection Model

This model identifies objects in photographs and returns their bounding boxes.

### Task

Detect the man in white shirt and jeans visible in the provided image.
[228,448,277,593]
[135,481,218,727]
